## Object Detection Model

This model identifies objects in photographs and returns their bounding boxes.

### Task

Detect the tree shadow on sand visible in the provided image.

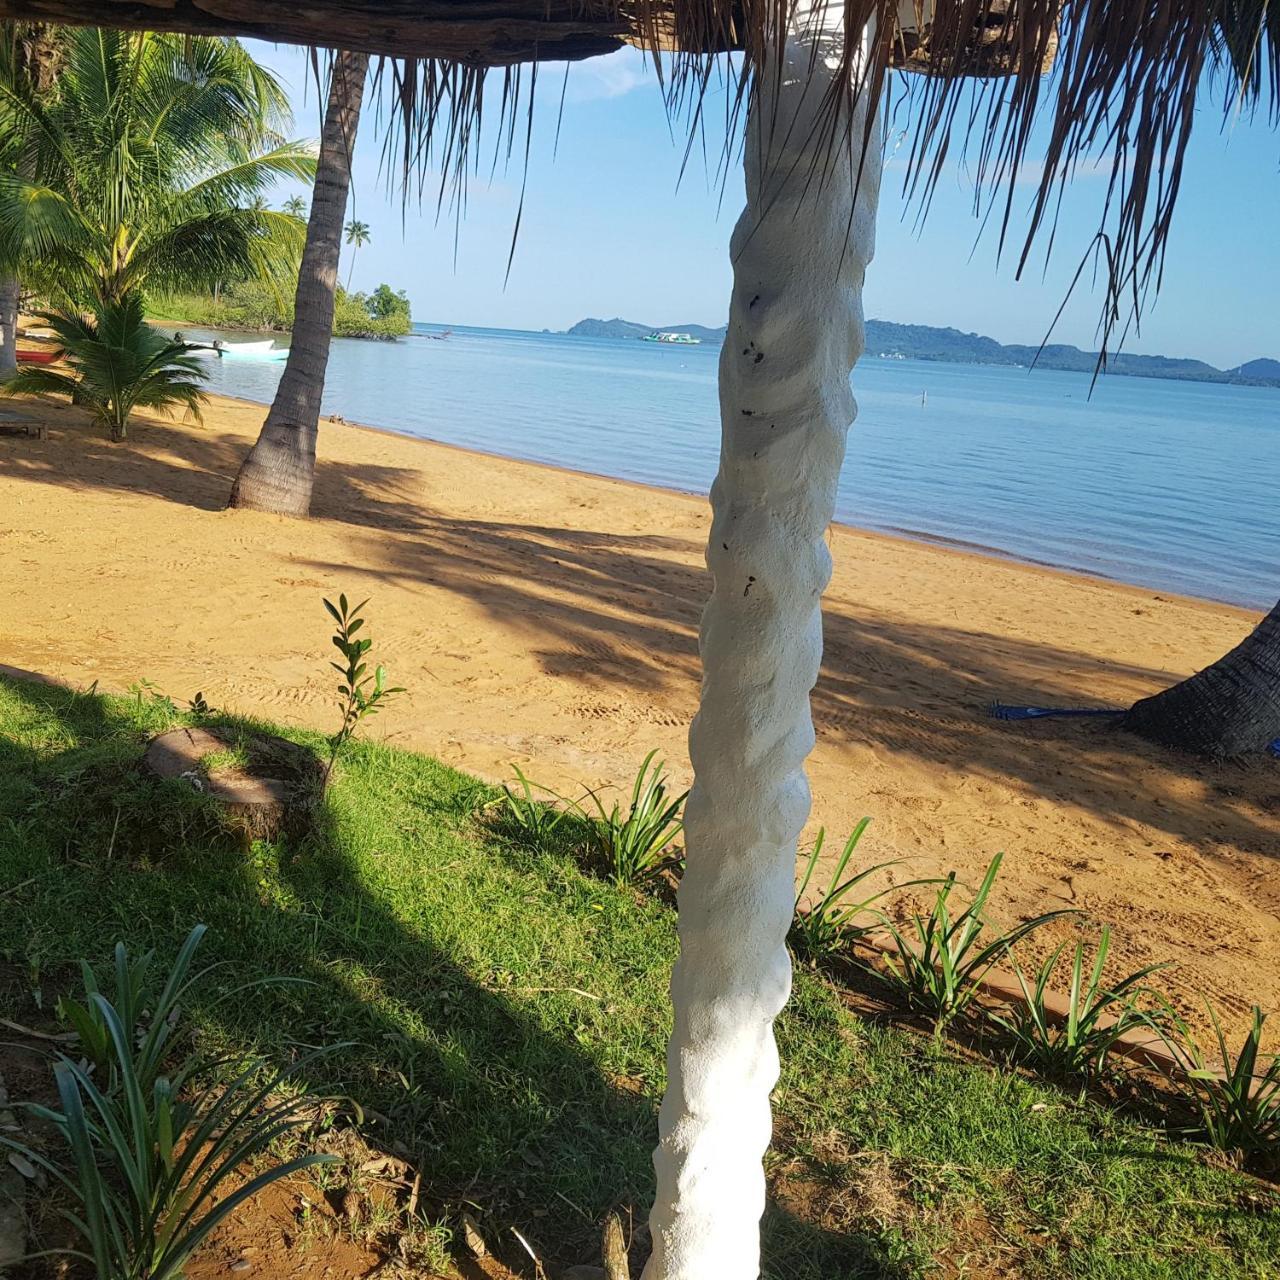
[0,675,920,1280]
[5,414,1276,883]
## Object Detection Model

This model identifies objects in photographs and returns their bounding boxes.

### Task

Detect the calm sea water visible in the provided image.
[184,323,1280,609]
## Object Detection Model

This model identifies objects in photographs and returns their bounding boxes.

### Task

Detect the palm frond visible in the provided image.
[1,363,80,399]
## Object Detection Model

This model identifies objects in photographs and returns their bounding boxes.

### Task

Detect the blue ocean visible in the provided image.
[186,323,1279,609]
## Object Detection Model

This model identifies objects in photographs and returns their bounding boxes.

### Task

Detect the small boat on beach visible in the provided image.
[16,348,63,365]
[187,338,287,361]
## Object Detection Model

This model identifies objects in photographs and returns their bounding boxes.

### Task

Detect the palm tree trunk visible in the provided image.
[0,277,18,378]
[643,8,881,1278]
[228,49,368,516]
[1123,597,1280,757]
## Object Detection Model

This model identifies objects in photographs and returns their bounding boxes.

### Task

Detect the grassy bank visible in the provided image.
[1,674,1277,1278]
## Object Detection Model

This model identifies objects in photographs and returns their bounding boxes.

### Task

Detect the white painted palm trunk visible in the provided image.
[644,9,882,1279]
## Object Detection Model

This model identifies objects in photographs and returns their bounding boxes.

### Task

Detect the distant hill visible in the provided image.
[1230,357,1280,381]
[566,317,728,342]
[565,316,1280,388]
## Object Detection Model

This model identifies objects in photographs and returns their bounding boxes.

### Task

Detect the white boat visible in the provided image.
[187,338,286,361]
[221,339,277,354]
[220,345,288,361]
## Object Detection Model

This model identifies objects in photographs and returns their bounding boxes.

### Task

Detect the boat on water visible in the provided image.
[642,331,701,345]
[186,338,286,361]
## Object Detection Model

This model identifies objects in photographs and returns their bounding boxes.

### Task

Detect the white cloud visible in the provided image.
[560,49,655,104]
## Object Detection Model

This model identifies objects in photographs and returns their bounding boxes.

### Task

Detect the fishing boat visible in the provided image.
[642,331,701,345]
[16,348,62,364]
[187,338,286,361]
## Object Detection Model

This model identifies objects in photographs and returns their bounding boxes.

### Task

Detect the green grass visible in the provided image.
[1,674,1277,1279]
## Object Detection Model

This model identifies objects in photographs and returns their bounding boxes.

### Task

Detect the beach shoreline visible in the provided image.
[2,391,1275,1044]
[218,389,1265,619]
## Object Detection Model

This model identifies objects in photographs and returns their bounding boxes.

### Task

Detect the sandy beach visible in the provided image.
[2,393,1276,1038]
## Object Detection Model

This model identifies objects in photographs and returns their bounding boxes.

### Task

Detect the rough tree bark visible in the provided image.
[227,48,368,516]
[642,7,882,1279]
[1123,597,1280,757]
[1,23,63,380]
[0,278,17,378]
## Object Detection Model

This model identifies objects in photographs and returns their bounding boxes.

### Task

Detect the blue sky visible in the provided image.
[251,42,1280,368]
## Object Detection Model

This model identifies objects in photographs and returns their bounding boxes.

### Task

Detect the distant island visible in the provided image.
[565,317,1280,389]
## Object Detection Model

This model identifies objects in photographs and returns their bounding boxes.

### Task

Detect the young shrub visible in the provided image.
[494,765,581,850]
[1,295,207,441]
[582,750,687,887]
[324,594,404,787]
[1159,1004,1280,1160]
[789,819,915,964]
[988,926,1169,1082]
[879,852,1073,1034]
[2,929,335,1280]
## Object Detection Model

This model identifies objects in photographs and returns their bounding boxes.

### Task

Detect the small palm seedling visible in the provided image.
[988,927,1170,1082]
[789,819,928,964]
[495,765,581,849]
[582,750,687,886]
[2,930,336,1280]
[324,593,404,787]
[879,852,1073,1034]
[1,294,207,441]
[1158,1004,1280,1160]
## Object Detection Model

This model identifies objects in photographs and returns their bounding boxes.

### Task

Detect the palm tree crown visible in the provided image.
[344,219,370,248]
[0,28,317,307]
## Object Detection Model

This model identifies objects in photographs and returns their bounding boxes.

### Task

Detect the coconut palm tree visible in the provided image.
[2,292,207,440]
[0,27,315,310]
[1123,599,1280,756]
[282,195,307,218]
[227,49,369,517]
[343,217,369,289]
[0,20,64,377]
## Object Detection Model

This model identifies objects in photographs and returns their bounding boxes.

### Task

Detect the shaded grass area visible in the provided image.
[1,674,1277,1279]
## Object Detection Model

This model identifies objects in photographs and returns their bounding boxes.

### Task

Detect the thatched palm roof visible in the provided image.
[0,1,1275,349]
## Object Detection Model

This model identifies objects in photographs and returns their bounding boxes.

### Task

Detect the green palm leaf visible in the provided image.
[2,293,208,439]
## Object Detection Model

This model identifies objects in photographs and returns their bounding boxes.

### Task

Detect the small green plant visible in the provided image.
[988,927,1169,1082]
[494,765,580,849]
[188,691,214,718]
[57,925,208,1091]
[789,819,914,963]
[1,294,207,441]
[582,751,687,886]
[126,678,177,716]
[324,594,404,787]
[879,853,1073,1033]
[1158,1004,1280,1160]
[3,929,336,1280]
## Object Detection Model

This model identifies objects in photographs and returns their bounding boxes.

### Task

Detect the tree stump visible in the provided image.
[143,726,313,840]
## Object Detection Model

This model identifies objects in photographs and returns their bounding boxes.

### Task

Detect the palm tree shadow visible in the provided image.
[0,675,914,1280]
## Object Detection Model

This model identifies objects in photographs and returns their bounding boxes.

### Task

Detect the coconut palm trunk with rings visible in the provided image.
[228,48,369,516]
[0,277,17,378]
[1123,596,1280,757]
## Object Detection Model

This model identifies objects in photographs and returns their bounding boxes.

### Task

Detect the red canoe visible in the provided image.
[16,349,63,364]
